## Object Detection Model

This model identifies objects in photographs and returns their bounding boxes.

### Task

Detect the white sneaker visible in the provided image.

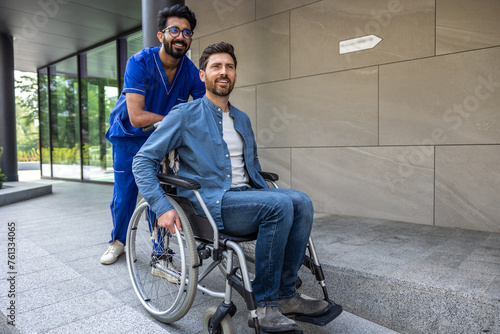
[100,240,125,265]
[151,260,181,284]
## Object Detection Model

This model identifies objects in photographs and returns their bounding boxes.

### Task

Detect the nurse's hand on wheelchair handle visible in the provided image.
[158,209,182,234]
[142,121,161,133]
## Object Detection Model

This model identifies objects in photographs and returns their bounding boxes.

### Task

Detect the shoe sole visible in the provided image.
[247,320,298,332]
[100,250,124,265]
[286,301,343,326]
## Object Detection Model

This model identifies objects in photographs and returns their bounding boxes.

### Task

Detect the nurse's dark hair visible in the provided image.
[157,4,197,32]
[199,42,237,71]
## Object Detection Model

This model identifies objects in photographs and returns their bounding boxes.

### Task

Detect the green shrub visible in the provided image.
[18,148,40,162]
[52,144,80,165]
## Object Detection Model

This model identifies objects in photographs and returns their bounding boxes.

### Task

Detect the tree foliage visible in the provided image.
[15,71,39,155]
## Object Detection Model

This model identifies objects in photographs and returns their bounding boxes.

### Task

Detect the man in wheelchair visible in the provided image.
[133,42,340,332]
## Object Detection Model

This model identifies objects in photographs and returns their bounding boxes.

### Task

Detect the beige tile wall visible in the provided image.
[187,0,500,232]
[199,12,290,87]
[256,0,317,19]
[435,146,500,233]
[436,0,500,55]
[256,67,379,147]
[258,148,292,189]
[292,147,435,224]
[379,47,500,146]
[290,0,435,77]
[188,1,255,38]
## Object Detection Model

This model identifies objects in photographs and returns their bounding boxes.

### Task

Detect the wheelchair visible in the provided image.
[126,169,342,333]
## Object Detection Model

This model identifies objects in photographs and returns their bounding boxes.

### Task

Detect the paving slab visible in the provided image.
[9,176,500,333]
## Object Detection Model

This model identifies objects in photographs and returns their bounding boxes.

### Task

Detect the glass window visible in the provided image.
[120,30,143,90]
[80,42,118,182]
[38,68,51,177]
[49,57,80,179]
[36,29,144,183]
[126,30,143,59]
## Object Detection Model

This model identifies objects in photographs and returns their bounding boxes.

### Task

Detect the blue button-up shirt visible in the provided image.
[132,96,268,229]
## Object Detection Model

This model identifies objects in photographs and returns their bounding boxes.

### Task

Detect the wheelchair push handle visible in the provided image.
[142,121,161,133]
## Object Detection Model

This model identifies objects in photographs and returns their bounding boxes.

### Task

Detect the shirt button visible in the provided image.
[216,200,220,204]
[226,154,229,158]
[227,174,230,178]
[219,121,222,124]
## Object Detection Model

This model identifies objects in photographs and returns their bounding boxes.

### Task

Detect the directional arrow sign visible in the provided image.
[339,35,382,54]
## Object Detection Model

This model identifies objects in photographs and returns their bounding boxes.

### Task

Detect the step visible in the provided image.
[304,214,500,334]
[0,181,52,207]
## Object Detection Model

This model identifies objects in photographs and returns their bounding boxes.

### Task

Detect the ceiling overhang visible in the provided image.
[0,0,142,72]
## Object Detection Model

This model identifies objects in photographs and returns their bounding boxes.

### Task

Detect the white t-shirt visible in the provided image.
[222,111,250,188]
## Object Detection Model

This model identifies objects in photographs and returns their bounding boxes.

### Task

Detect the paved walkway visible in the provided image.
[0,175,401,334]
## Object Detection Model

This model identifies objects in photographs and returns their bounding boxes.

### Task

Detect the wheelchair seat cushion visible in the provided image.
[219,232,258,243]
[169,194,258,244]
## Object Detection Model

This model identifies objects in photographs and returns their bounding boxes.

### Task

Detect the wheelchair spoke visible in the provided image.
[126,198,199,323]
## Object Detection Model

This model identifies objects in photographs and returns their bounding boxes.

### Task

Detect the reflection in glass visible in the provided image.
[81,42,118,181]
[120,30,143,90]
[38,68,51,177]
[49,57,80,179]
[36,29,144,183]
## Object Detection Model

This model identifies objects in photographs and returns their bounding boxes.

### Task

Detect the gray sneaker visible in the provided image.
[279,293,329,317]
[256,306,298,332]
[151,260,181,284]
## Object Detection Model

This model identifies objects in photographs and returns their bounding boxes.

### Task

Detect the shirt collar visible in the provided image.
[202,95,233,118]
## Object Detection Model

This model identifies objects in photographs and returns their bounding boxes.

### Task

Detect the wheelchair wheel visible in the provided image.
[202,306,236,334]
[126,198,199,323]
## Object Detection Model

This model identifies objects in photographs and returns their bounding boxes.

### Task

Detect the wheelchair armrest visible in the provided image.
[259,171,279,182]
[157,171,276,189]
[157,173,201,190]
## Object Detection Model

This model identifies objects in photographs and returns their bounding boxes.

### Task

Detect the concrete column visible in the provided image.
[0,32,18,182]
[142,0,185,48]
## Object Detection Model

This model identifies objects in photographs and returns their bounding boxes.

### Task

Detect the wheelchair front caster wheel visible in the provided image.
[203,305,236,334]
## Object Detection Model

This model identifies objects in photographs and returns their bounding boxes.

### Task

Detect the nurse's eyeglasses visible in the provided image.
[162,26,193,39]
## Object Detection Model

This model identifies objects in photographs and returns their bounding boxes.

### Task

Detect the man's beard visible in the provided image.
[208,76,234,97]
[163,36,189,59]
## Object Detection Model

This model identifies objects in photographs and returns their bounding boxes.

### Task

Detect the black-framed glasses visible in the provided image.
[162,26,193,39]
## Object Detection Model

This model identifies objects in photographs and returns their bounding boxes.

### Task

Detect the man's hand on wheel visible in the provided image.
[158,209,182,234]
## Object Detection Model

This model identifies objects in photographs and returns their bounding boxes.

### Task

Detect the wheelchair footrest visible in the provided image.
[293,300,343,326]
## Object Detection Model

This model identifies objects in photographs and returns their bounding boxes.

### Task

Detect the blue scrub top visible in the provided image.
[106,46,205,154]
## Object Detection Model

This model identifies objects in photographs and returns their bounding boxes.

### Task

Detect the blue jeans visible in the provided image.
[221,188,314,307]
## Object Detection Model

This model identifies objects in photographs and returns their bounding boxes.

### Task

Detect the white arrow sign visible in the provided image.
[339,35,382,54]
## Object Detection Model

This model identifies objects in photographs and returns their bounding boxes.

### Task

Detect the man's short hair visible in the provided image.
[157,4,197,32]
[199,42,237,71]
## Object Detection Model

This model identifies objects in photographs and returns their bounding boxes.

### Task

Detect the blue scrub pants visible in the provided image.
[109,147,138,245]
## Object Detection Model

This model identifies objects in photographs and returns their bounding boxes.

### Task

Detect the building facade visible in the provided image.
[36,0,500,233]
[38,30,142,182]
